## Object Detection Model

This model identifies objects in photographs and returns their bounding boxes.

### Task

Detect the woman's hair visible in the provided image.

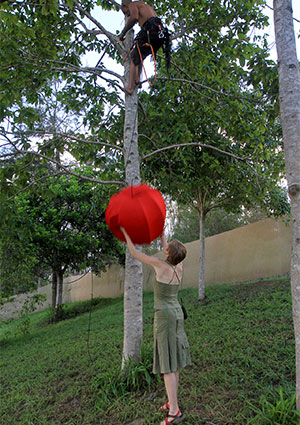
[166,239,187,266]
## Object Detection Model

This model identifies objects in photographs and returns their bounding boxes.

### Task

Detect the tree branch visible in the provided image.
[61,5,92,33]
[207,197,234,212]
[142,141,261,186]
[3,172,64,203]
[157,75,218,103]
[157,54,269,104]
[266,3,300,23]
[19,130,124,152]
[164,57,225,96]
[45,60,123,81]
[0,151,20,159]
[26,150,124,185]
[73,0,123,55]
[141,142,245,162]
[156,74,258,104]
[98,74,126,94]
[170,24,200,40]
[2,134,124,186]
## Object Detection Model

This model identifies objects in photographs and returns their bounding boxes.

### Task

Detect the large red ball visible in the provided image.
[105,184,166,244]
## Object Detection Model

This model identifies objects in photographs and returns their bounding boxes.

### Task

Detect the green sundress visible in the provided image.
[153,278,191,374]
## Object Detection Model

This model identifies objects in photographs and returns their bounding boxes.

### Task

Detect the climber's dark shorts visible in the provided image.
[131,17,166,65]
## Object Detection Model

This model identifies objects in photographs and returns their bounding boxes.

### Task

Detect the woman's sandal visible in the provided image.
[163,410,185,424]
[160,401,169,411]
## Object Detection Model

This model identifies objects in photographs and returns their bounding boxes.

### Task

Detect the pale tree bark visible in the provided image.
[274,0,300,409]
[198,207,206,301]
[121,29,144,365]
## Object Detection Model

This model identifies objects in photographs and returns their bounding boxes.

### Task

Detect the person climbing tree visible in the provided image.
[119,0,170,94]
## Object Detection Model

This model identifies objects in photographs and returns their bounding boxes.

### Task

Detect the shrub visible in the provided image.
[47,297,105,323]
[18,294,47,334]
[95,344,160,404]
[248,387,300,425]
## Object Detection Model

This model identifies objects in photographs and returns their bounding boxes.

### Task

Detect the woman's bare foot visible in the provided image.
[160,401,169,411]
[160,410,185,424]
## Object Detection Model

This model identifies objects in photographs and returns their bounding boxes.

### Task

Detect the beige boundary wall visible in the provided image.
[0,265,125,321]
[1,217,292,321]
[183,217,292,286]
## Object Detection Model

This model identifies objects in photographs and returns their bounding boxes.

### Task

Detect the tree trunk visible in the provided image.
[51,270,57,308]
[198,208,206,301]
[274,0,300,409]
[57,269,64,305]
[122,29,143,366]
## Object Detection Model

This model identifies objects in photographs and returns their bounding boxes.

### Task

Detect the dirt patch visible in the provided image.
[232,278,289,300]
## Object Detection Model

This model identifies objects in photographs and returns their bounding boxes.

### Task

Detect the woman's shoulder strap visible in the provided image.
[167,263,181,284]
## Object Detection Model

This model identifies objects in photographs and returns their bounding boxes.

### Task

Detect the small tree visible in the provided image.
[171,203,270,243]
[273,0,300,409]
[140,71,288,299]
[2,170,124,307]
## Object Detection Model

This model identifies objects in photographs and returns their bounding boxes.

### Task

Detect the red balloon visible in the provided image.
[105,184,166,244]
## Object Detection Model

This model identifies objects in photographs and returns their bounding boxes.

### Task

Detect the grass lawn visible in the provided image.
[0,277,296,425]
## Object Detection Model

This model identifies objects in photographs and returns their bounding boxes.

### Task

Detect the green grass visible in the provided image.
[0,278,297,425]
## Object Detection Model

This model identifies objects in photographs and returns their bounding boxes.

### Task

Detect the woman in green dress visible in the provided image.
[121,227,191,425]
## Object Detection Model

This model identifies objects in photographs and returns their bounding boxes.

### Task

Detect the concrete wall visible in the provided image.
[63,265,125,302]
[143,217,292,289]
[0,266,125,321]
[184,217,292,286]
[1,217,292,321]
[0,284,53,321]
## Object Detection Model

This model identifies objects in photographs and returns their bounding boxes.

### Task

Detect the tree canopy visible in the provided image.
[0,168,124,300]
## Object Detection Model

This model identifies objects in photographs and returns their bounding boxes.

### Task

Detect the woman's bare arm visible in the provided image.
[120,227,162,267]
[160,233,168,254]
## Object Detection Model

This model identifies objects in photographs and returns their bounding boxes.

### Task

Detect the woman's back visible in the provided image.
[153,279,181,310]
[154,261,183,285]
